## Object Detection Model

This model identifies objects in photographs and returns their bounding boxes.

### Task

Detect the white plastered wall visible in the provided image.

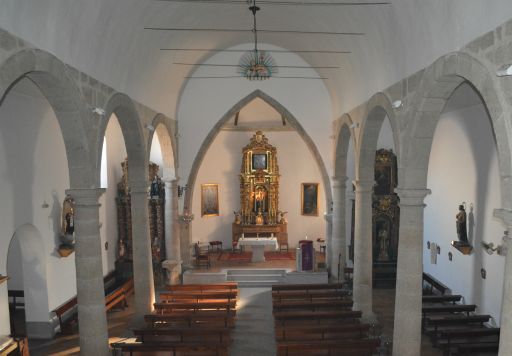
[192,131,325,249]
[0,81,75,334]
[424,89,504,325]
[99,115,128,275]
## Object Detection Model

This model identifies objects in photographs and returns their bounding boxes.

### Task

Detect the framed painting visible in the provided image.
[201,184,219,217]
[252,152,267,170]
[301,183,319,216]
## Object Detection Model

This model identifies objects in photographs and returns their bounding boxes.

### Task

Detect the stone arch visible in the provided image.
[334,113,358,179]
[147,114,177,176]
[7,224,50,337]
[401,52,512,207]
[0,49,93,188]
[184,89,333,211]
[96,93,148,186]
[357,92,400,183]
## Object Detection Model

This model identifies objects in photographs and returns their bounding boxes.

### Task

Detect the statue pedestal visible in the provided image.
[162,259,182,285]
[451,241,473,255]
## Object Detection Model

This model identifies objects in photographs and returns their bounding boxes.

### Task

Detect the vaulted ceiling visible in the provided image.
[1,1,512,119]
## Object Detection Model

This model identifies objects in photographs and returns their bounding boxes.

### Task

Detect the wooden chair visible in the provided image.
[279,242,289,253]
[194,243,211,269]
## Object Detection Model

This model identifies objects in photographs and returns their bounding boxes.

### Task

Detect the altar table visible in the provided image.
[237,237,279,262]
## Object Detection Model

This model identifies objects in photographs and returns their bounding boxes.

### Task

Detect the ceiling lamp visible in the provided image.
[238,0,277,80]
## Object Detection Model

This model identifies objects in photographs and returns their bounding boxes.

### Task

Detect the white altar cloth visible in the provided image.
[237,237,279,262]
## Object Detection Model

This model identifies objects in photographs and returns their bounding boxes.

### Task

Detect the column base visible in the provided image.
[162,260,182,285]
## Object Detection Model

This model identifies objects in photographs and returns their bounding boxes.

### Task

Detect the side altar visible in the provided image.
[232,131,288,247]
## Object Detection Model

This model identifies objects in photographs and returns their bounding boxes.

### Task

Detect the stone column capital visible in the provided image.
[353,179,374,192]
[130,180,150,194]
[396,187,431,206]
[494,209,512,227]
[332,176,348,189]
[65,188,106,206]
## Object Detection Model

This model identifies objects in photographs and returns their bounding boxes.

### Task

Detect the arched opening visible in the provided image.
[424,82,503,325]
[0,75,74,340]
[7,225,50,339]
[184,91,332,265]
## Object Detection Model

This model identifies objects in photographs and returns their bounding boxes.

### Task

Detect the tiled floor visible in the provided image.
[25,252,443,355]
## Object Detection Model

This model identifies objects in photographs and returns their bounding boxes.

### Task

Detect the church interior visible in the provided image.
[2,1,512,355]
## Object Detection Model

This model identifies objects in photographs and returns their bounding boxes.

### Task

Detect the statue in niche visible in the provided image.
[377,228,389,261]
[456,204,469,245]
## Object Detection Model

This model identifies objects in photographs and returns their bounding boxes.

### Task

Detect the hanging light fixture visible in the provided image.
[238,0,277,80]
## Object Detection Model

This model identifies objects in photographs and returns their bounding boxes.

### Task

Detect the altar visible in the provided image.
[237,236,279,262]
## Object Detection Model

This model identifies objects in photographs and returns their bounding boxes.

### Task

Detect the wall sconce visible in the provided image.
[179,210,194,223]
[177,184,189,198]
[482,231,509,256]
[392,99,404,109]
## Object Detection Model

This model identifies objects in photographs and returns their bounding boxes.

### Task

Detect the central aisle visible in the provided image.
[230,287,276,356]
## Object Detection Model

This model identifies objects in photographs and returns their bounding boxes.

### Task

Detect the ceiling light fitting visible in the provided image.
[496,64,512,77]
[238,0,276,80]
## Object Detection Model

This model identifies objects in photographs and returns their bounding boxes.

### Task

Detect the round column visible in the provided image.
[66,188,109,356]
[330,176,348,280]
[130,181,155,325]
[392,188,430,356]
[494,209,512,356]
[352,179,375,321]
[163,179,181,284]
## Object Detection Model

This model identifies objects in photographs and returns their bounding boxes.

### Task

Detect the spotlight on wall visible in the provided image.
[92,107,106,117]
[392,100,403,109]
[349,122,359,129]
[496,64,512,77]
[145,124,155,132]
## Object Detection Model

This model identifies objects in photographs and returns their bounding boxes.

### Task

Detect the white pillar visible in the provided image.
[494,209,512,356]
[330,176,348,280]
[163,179,181,285]
[66,188,109,356]
[392,188,430,356]
[352,179,375,321]
[130,181,155,324]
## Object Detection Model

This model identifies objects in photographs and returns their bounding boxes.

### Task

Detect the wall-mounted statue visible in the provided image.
[456,204,469,245]
[58,195,76,257]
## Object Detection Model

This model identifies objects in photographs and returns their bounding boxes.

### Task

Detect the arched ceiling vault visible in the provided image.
[2,1,512,119]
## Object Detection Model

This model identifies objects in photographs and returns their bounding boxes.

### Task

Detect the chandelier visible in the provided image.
[238,0,277,80]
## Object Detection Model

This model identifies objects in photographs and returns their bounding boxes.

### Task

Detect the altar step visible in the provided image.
[227,269,286,288]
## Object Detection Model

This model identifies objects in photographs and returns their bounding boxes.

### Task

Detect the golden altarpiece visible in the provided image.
[232,131,288,245]
[116,158,165,277]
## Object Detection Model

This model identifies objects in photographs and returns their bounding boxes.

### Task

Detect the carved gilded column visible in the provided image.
[130,181,155,324]
[494,209,512,356]
[330,176,348,280]
[352,179,375,321]
[392,188,430,356]
[66,188,108,356]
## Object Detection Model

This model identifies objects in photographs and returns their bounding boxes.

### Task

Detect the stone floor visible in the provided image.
[25,253,445,355]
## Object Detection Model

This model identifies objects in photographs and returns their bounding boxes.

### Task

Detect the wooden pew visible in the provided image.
[272,283,343,293]
[154,300,236,314]
[422,295,462,304]
[52,296,78,334]
[275,323,370,341]
[111,340,229,356]
[276,338,380,356]
[133,327,231,344]
[448,341,499,355]
[160,291,238,302]
[274,310,362,326]
[423,273,450,295]
[436,327,500,348]
[145,311,236,328]
[167,283,238,292]
[272,290,350,302]
[423,314,491,335]
[272,299,353,312]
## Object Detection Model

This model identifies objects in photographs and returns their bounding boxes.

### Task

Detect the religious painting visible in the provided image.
[201,184,219,217]
[252,153,267,170]
[374,165,392,195]
[301,183,319,216]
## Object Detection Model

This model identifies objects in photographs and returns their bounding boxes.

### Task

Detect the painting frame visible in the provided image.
[301,183,319,216]
[252,152,268,170]
[201,184,219,217]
